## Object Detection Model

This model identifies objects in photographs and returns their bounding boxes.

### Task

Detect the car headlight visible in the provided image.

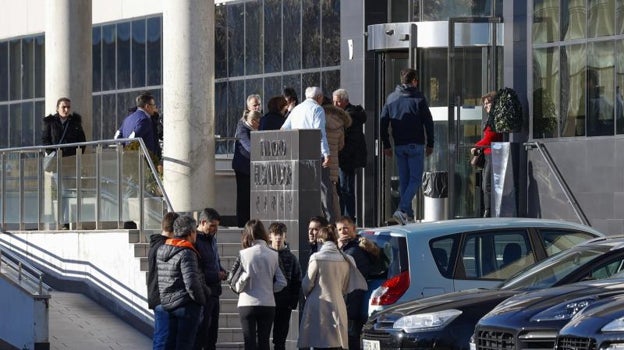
[602,317,624,332]
[530,298,594,322]
[393,309,462,332]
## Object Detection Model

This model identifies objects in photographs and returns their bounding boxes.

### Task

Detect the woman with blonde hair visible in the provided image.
[298,225,367,349]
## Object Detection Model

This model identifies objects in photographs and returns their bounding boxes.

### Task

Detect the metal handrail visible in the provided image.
[524,141,590,226]
[0,247,50,297]
[0,138,173,232]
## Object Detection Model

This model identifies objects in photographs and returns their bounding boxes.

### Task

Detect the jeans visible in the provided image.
[153,304,169,350]
[339,168,356,219]
[194,296,220,350]
[394,144,425,217]
[272,307,292,350]
[239,306,275,350]
[166,302,202,350]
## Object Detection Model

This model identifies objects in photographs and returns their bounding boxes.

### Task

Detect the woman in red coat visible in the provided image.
[471,91,503,217]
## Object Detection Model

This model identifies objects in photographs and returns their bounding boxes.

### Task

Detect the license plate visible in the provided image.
[362,339,380,350]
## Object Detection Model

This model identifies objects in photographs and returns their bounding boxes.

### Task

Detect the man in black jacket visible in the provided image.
[194,208,226,350]
[380,68,434,225]
[41,97,87,157]
[157,215,207,350]
[337,216,372,350]
[333,89,367,222]
[147,212,179,350]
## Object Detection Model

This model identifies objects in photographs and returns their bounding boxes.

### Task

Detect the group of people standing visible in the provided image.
[232,86,367,227]
[147,209,376,350]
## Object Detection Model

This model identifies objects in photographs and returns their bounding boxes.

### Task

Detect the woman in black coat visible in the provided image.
[232,110,261,227]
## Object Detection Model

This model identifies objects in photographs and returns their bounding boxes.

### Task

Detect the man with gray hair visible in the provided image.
[282,86,334,221]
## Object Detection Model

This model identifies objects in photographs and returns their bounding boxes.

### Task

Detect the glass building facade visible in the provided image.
[0,0,341,153]
[532,0,624,138]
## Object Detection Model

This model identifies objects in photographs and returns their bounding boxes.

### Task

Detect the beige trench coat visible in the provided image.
[298,241,367,349]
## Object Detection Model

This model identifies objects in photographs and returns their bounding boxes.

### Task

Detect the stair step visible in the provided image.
[215,342,244,349]
[216,328,245,343]
[215,228,244,244]
[220,242,242,257]
[140,257,148,271]
[134,243,149,257]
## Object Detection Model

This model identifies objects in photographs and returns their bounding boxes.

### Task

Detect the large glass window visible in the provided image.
[117,22,131,89]
[22,38,34,100]
[0,42,7,102]
[302,0,320,69]
[9,103,21,147]
[245,1,263,75]
[322,0,340,67]
[34,36,44,98]
[9,40,21,101]
[102,24,116,91]
[588,0,615,37]
[227,4,245,77]
[132,19,146,87]
[415,0,503,21]
[534,0,560,44]
[215,6,228,78]
[264,0,282,74]
[146,17,161,86]
[560,44,587,137]
[93,27,102,92]
[283,0,301,71]
[562,0,586,40]
[533,47,560,138]
[586,41,615,136]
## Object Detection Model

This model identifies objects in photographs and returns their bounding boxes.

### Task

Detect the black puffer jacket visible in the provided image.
[41,113,87,157]
[146,234,168,309]
[272,244,302,309]
[157,239,208,311]
[339,104,367,170]
[341,237,373,319]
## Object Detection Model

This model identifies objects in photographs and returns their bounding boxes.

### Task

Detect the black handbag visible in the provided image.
[227,254,248,294]
[470,148,485,169]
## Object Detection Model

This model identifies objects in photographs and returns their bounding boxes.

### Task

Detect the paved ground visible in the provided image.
[49,291,152,350]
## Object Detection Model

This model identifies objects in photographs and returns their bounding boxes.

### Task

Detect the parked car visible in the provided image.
[472,277,624,350]
[359,218,603,314]
[555,294,624,350]
[361,236,624,350]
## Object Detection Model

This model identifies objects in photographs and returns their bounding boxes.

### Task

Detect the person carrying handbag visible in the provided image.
[471,91,503,218]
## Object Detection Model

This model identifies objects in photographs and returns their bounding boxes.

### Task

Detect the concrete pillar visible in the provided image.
[162,0,215,212]
[45,0,92,139]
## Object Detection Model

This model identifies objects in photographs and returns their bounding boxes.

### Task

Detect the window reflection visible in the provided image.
[0,42,8,101]
[0,105,7,148]
[117,22,131,89]
[561,44,587,136]
[586,41,615,136]
[245,1,262,75]
[9,40,21,100]
[561,0,586,40]
[264,0,281,74]
[283,0,301,71]
[228,4,244,77]
[102,25,116,91]
[146,17,161,86]
[34,36,45,98]
[9,103,22,147]
[588,0,615,37]
[322,0,340,67]
[132,19,146,87]
[215,6,228,78]
[533,48,560,139]
[302,0,320,69]
[617,40,624,134]
[93,27,102,92]
[22,38,34,100]
[534,0,559,44]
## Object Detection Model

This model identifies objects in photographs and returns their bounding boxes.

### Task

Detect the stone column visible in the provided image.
[162,0,215,212]
[45,0,93,139]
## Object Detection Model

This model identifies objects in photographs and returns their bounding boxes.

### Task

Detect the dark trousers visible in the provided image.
[339,168,356,220]
[165,302,201,350]
[153,304,169,350]
[272,307,292,350]
[194,296,220,350]
[235,171,250,227]
[320,163,335,223]
[239,305,275,350]
[348,317,366,350]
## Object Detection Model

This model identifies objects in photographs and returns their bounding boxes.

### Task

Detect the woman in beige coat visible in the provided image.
[323,102,352,221]
[298,226,367,349]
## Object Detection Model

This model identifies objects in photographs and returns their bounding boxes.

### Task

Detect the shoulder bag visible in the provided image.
[227,254,249,294]
[470,148,485,169]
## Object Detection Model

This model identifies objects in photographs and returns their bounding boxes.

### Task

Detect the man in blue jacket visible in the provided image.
[116,92,160,158]
[380,68,434,225]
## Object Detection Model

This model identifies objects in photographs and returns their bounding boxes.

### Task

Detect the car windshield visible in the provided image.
[500,244,613,291]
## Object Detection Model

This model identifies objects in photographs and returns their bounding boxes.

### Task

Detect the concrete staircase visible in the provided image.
[136,227,244,348]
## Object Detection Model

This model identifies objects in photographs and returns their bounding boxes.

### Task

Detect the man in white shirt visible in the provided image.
[281,87,334,221]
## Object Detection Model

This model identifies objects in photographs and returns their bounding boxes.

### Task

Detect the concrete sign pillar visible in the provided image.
[251,129,323,348]
[45,0,92,139]
[162,0,215,211]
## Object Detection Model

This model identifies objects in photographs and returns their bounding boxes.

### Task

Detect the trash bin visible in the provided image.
[422,171,448,222]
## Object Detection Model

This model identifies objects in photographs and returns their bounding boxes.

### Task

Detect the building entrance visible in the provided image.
[367,19,502,224]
